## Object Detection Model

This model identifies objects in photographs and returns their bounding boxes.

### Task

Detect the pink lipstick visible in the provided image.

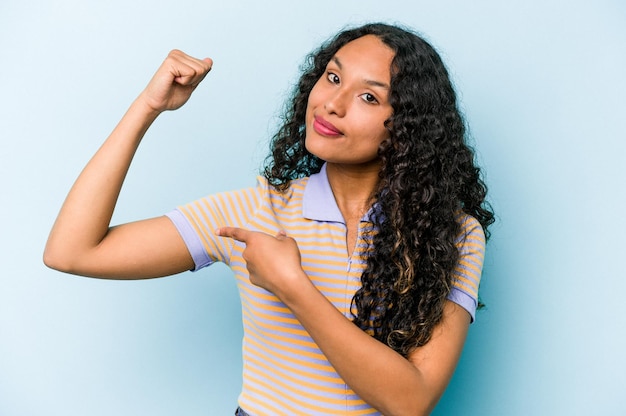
[313,115,342,137]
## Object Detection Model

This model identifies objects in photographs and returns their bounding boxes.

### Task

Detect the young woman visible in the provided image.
[45,23,494,416]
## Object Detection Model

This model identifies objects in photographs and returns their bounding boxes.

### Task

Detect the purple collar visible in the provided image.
[302,163,377,224]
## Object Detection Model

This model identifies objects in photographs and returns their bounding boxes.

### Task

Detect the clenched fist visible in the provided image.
[139,49,213,114]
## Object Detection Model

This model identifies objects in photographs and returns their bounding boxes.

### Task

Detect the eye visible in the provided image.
[360,93,379,104]
[327,72,340,84]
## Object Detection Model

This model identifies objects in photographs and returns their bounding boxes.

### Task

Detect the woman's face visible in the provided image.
[305,35,394,169]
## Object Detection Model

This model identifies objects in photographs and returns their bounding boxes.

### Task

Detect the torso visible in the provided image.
[345,218,361,256]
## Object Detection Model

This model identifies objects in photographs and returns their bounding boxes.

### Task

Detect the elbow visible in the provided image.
[43,242,77,274]
[43,247,65,272]
[382,393,439,416]
[391,403,436,416]
[394,404,435,416]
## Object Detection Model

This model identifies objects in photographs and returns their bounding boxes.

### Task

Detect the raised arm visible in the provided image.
[44,50,212,279]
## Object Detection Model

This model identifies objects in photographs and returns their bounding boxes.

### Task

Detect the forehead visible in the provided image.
[332,35,394,81]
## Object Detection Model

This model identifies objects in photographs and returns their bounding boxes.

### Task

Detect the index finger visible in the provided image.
[214,226,250,242]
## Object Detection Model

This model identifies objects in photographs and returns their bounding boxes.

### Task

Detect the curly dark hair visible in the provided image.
[263,23,494,357]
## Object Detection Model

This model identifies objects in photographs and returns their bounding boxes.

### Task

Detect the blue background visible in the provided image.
[1,1,625,414]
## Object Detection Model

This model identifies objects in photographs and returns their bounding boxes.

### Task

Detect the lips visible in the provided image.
[313,115,342,137]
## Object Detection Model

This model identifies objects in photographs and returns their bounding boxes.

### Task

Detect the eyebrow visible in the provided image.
[331,56,390,90]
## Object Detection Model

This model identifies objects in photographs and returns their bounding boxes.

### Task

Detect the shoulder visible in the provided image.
[259,175,310,205]
[455,213,486,251]
[452,213,486,292]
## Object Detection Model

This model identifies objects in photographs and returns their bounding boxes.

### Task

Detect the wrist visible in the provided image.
[132,93,163,120]
[276,271,319,310]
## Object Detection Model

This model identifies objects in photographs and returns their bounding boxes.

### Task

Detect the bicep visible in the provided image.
[407,301,471,404]
[71,216,194,279]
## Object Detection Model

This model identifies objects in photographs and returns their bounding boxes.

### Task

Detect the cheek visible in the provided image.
[354,114,390,142]
[307,82,322,110]
[305,89,319,122]
[375,111,393,139]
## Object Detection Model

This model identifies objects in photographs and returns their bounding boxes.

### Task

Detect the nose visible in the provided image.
[324,88,348,117]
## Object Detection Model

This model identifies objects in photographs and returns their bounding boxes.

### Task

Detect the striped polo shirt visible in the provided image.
[166,164,486,416]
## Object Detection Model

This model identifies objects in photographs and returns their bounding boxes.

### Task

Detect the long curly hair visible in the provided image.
[263,23,494,357]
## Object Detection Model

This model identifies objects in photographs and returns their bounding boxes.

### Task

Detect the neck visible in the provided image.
[325,162,380,219]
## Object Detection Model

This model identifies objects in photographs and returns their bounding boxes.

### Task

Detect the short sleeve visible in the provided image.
[164,182,263,272]
[446,215,486,321]
[165,209,215,271]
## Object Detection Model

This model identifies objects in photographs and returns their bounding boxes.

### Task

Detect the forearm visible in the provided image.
[44,99,159,269]
[44,50,212,278]
[279,278,436,416]
[216,224,470,414]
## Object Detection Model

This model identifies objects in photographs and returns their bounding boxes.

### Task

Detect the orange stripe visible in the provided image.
[243,329,331,373]
[244,367,370,411]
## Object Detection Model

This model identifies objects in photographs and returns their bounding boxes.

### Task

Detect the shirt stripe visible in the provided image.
[165,166,486,415]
